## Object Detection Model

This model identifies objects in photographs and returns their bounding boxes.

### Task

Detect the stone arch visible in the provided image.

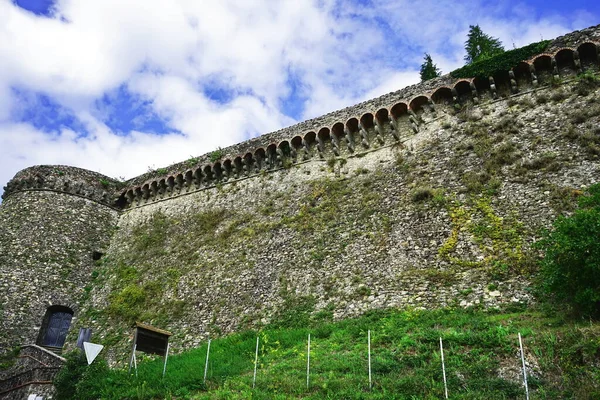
[266,143,278,168]
[213,162,223,181]
[291,136,303,160]
[254,148,266,171]
[184,170,193,188]
[555,48,576,76]
[492,70,511,97]
[454,80,472,103]
[36,305,73,351]
[431,87,453,105]
[126,189,135,205]
[175,173,184,191]
[138,181,150,200]
[317,127,332,156]
[150,181,160,198]
[193,167,203,187]
[222,159,233,180]
[533,54,554,84]
[513,61,533,89]
[345,118,360,150]
[331,122,347,153]
[243,152,255,173]
[166,176,175,193]
[303,131,317,157]
[389,102,413,136]
[409,95,430,114]
[134,187,143,202]
[203,165,213,184]
[473,77,491,99]
[390,102,409,119]
[359,113,376,147]
[233,156,244,176]
[577,42,598,71]
[375,108,394,140]
[278,140,292,165]
[158,179,167,195]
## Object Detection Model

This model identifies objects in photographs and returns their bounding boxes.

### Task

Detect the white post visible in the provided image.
[440,337,448,399]
[162,343,170,378]
[204,339,211,383]
[253,336,259,388]
[133,350,138,378]
[306,334,311,389]
[129,343,136,374]
[519,333,530,400]
[368,330,372,390]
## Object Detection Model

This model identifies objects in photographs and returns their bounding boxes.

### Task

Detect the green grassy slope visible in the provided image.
[56,306,600,399]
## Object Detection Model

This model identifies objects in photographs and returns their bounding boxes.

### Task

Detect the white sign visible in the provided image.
[83,342,104,365]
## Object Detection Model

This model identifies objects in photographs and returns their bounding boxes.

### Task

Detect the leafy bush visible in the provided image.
[451,40,550,79]
[54,351,111,400]
[537,183,600,316]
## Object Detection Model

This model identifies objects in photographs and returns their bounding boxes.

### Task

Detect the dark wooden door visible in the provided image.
[42,311,72,348]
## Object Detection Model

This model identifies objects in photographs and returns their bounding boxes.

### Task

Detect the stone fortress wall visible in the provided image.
[1,23,600,369]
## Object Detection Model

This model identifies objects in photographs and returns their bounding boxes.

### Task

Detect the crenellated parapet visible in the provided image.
[2,165,122,208]
[117,31,600,209]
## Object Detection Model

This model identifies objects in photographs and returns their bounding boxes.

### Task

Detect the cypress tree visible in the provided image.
[419,53,441,82]
[464,25,504,64]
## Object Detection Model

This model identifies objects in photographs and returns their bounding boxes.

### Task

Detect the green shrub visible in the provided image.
[537,183,600,317]
[54,352,111,400]
[451,40,550,79]
[411,187,434,202]
[575,71,600,96]
[209,147,224,162]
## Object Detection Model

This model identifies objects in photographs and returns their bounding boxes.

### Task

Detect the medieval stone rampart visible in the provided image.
[1,23,600,370]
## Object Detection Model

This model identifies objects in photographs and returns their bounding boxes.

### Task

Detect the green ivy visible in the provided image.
[451,40,551,79]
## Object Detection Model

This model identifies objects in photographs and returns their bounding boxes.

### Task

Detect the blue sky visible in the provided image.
[0,0,599,196]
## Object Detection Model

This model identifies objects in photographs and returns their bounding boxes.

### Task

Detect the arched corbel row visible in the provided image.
[118,37,600,208]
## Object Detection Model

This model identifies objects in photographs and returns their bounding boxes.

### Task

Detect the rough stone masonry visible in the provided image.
[1,24,600,369]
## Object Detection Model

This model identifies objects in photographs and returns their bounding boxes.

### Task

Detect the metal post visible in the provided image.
[306,334,311,389]
[440,337,448,399]
[519,333,530,400]
[162,343,170,378]
[253,336,259,388]
[203,339,211,383]
[368,330,372,390]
